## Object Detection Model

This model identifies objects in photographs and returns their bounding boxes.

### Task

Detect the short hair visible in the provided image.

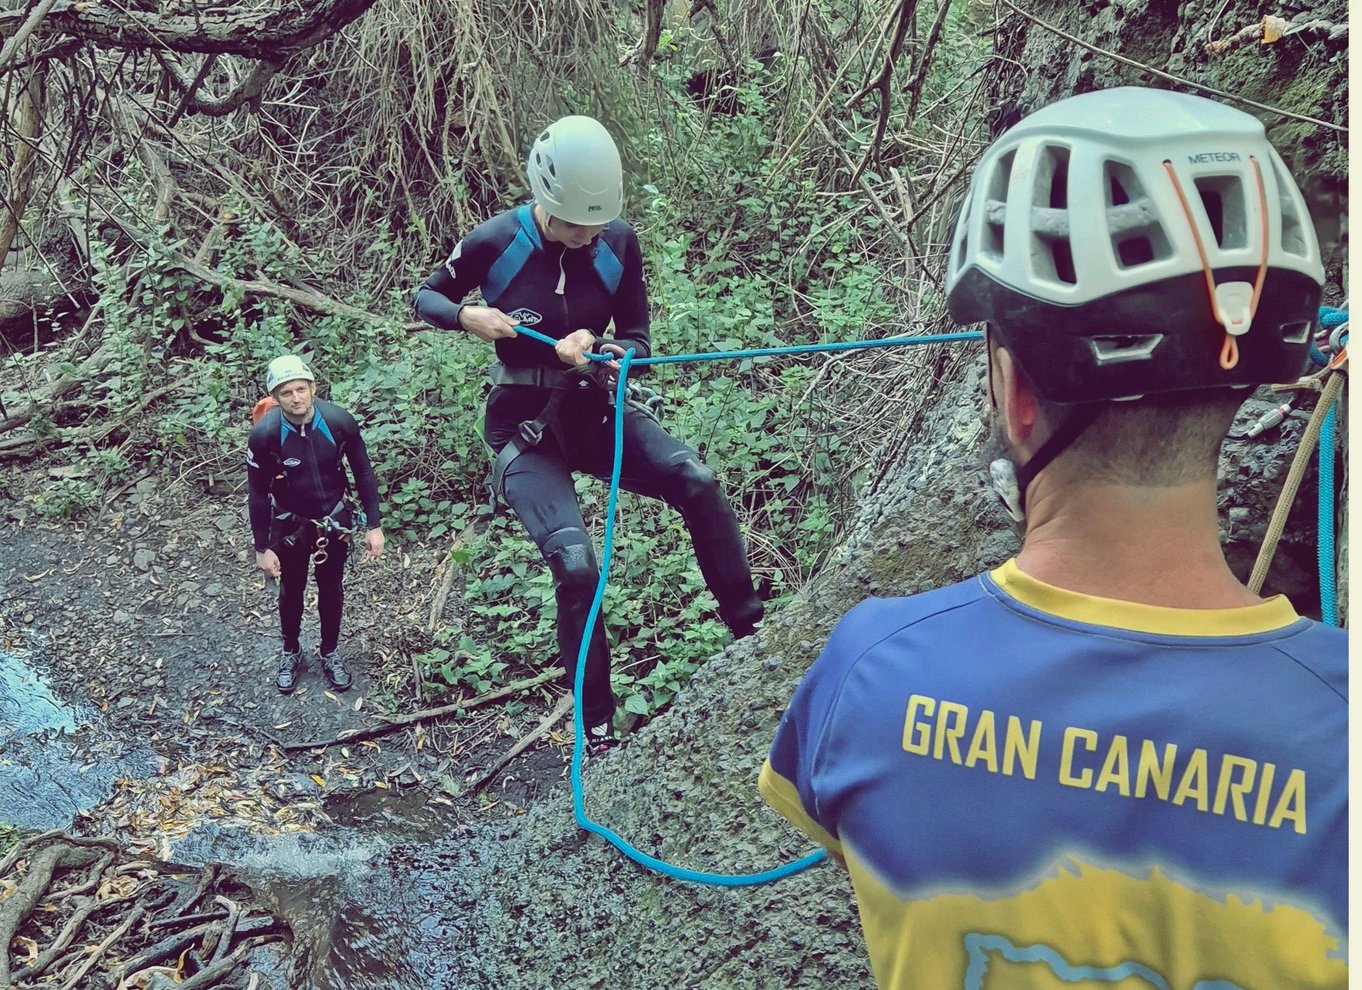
[1041,388,1247,486]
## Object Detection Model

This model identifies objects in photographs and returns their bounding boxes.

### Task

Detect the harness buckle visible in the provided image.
[518,420,545,447]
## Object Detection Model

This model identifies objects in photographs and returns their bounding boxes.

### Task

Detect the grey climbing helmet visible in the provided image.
[946,86,1324,404]
[526,116,624,225]
[265,354,315,394]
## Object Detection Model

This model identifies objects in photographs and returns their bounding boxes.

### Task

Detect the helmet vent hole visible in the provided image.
[984,208,1004,259]
[1027,145,1074,285]
[1088,334,1163,365]
[547,159,557,178]
[1049,240,1077,285]
[539,131,551,142]
[1037,146,1069,209]
[1117,236,1156,267]
[1193,176,1246,249]
[1270,155,1309,257]
[1105,161,1146,207]
[1280,321,1311,344]
[981,150,1014,261]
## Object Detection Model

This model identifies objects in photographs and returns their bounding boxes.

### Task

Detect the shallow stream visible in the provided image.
[1,648,479,989]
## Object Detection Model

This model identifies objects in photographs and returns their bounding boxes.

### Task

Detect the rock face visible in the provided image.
[382,5,1348,985]
[402,367,1334,988]
[399,358,1004,989]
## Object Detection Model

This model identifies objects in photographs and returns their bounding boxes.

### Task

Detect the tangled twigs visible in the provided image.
[0,841,107,984]
[620,0,667,66]
[0,833,284,989]
[844,0,917,182]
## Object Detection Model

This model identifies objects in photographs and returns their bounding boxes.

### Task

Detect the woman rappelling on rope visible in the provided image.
[412,115,763,755]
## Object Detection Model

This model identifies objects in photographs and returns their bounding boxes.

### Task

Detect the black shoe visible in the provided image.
[584,721,619,758]
[723,600,764,641]
[276,648,305,694]
[320,649,352,692]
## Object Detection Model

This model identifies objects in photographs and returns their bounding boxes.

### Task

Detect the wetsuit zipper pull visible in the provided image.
[556,252,566,295]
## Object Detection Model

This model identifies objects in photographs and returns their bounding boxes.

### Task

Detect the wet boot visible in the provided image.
[276,648,305,694]
[584,720,619,758]
[720,596,764,641]
[320,649,352,692]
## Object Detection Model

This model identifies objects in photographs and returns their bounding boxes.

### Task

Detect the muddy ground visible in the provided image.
[0,466,577,849]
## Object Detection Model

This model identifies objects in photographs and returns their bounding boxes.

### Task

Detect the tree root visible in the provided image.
[0,833,285,990]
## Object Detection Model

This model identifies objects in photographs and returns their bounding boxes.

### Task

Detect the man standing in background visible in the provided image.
[247,354,385,694]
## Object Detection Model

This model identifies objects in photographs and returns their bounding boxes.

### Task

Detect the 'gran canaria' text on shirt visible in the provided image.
[902,694,1306,834]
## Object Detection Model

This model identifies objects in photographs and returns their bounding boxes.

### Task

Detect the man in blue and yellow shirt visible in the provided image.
[760,87,1346,989]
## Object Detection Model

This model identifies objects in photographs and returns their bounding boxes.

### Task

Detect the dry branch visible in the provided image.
[620,0,668,66]
[0,0,383,61]
[0,0,61,75]
[0,381,183,459]
[280,669,561,751]
[904,0,952,120]
[157,53,283,117]
[170,252,393,325]
[461,691,573,797]
[0,65,47,266]
[845,0,916,182]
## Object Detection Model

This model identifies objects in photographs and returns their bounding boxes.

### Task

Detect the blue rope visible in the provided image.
[1319,306,1349,329]
[523,325,981,884]
[1316,306,1345,627]
[515,325,983,365]
[1318,401,1338,626]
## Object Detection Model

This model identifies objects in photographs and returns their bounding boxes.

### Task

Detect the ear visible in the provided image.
[991,346,1042,452]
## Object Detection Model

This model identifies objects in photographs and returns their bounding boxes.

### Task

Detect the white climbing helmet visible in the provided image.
[946,86,1324,404]
[265,354,315,394]
[526,116,624,225]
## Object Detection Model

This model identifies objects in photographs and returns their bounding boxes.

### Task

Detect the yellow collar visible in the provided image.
[988,559,1300,636]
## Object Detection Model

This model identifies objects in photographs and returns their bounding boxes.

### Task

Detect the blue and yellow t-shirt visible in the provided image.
[760,560,1347,989]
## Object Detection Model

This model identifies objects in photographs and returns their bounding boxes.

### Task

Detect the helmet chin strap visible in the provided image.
[990,405,1102,523]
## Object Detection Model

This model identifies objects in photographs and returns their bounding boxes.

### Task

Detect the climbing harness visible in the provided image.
[508,324,982,885]
[1247,307,1347,621]
[275,497,368,567]
[486,362,598,504]
[485,361,665,505]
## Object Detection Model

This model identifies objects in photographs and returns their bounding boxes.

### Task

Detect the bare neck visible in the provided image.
[1015,474,1262,609]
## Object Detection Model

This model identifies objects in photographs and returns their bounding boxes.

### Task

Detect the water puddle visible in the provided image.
[0,648,158,830]
[166,787,466,989]
[1,647,478,988]
[0,647,79,736]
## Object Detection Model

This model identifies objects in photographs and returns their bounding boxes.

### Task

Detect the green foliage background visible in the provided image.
[31,0,1343,717]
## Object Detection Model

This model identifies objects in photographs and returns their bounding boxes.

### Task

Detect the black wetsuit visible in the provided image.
[246,399,382,656]
[413,205,762,727]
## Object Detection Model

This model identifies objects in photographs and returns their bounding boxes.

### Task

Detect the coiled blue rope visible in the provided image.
[1316,306,1346,626]
[514,325,982,884]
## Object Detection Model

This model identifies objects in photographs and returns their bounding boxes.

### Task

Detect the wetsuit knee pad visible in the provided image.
[671,454,719,503]
[541,527,599,597]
